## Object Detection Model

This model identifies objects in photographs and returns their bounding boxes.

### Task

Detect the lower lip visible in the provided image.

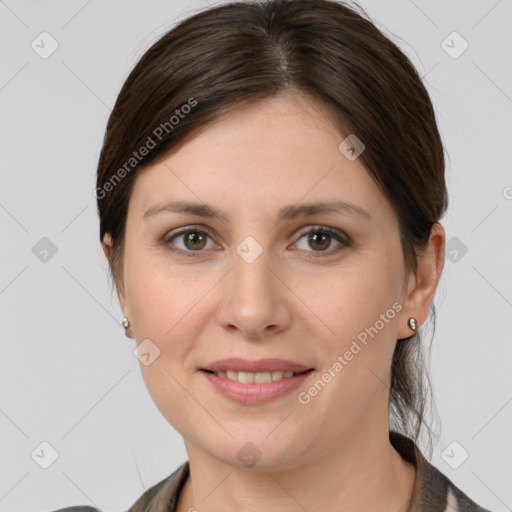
[201,370,314,405]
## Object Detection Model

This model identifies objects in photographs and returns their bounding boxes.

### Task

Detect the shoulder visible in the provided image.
[126,461,190,511]
[390,431,494,512]
[48,462,189,512]
[446,483,494,512]
[425,470,494,512]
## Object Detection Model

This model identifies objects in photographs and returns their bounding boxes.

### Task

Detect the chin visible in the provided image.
[199,431,310,472]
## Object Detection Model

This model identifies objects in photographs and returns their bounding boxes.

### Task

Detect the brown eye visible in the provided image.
[293,226,350,258]
[182,231,208,250]
[163,225,350,259]
[164,228,216,256]
[307,231,331,251]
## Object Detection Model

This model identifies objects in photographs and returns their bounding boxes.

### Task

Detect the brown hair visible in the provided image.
[96,0,447,455]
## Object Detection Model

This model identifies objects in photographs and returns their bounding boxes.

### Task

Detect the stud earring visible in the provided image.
[121,316,131,337]
[407,317,417,332]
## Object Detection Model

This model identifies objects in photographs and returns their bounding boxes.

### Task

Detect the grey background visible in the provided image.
[1,0,511,510]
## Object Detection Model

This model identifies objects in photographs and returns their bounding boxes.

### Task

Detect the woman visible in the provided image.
[54,0,493,510]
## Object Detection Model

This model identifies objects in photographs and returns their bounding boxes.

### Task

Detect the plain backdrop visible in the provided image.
[1,0,511,511]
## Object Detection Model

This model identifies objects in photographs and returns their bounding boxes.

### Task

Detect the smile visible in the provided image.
[200,368,314,405]
[204,369,305,383]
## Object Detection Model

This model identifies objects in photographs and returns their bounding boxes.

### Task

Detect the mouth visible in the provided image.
[199,358,315,404]
[200,367,315,405]
[200,368,313,384]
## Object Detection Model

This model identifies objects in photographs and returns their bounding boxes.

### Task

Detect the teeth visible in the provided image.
[214,370,298,383]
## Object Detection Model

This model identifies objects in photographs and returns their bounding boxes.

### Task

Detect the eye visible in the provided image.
[163,227,217,257]
[292,226,350,258]
[162,225,350,258]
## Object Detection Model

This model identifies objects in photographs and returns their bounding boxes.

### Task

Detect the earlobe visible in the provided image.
[397,223,446,339]
[102,233,114,263]
[101,232,128,314]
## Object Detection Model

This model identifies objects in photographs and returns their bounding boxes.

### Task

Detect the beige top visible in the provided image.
[52,431,493,512]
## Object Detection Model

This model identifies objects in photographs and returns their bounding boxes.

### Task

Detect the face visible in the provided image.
[107,93,429,471]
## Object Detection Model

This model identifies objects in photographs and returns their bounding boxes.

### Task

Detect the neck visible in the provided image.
[176,428,416,512]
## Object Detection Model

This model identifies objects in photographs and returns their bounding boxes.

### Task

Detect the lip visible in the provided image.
[201,368,314,405]
[201,357,313,373]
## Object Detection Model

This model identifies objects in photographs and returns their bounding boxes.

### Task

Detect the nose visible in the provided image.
[215,244,292,340]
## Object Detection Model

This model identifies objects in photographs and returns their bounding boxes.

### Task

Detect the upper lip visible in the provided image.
[201,358,313,373]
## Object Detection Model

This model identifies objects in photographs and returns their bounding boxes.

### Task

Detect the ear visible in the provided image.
[397,223,445,339]
[101,233,127,314]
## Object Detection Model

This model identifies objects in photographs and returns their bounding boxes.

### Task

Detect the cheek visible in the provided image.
[308,262,400,344]
[306,254,403,405]
[124,247,195,337]
[124,252,213,370]
[138,358,200,438]
[125,262,203,431]
[127,274,174,339]
[301,272,401,429]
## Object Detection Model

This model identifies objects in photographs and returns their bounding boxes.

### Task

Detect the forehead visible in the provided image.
[127,93,392,225]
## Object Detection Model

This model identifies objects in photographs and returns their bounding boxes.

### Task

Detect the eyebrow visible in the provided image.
[143,199,372,223]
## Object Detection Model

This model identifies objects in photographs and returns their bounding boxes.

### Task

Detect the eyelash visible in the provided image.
[162,225,351,259]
